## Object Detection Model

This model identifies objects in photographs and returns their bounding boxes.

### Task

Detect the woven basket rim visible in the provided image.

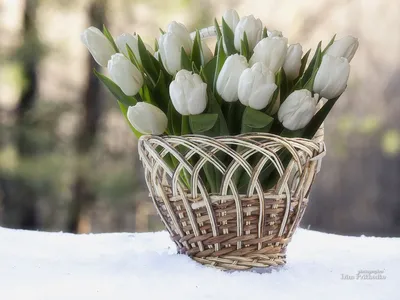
[139,132,322,142]
[139,132,325,156]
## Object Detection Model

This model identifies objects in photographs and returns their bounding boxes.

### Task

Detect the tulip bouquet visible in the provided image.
[81,9,358,193]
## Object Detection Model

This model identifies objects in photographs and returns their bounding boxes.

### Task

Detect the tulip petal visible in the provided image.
[248,84,277,110]
[169,80,188,115]
[188,83,208,115]
[278,89,316,130]
[127,103,167,135]
[313,55,350,99]
[81,27,115,67]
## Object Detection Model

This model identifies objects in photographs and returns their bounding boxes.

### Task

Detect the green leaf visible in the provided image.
[214,19,222,40]
[159,28,165,34]
[305,41,322,77]
[322,34,336,55]
[140,85,156,106]
[265,71,283,115]
[102,24,119,52]
[278,68,288,102]
[303,95,340,139]
[262,27,268,39]
[152,71,170,113]
[137,35,159,83]
[180,47,192,71]
[118,101,142,138]
[202,56,217,86]
[154,38,159,52]
[94,69,137,106]
[189,114,218,133]
[294,41,322,89]
[126,44,141,70]
[167,100,181,135]
[192,61,200,74]
[240,31,250,60]
[192,30,204,70]
[241,107,274,133]
[213,38,227,92]
[207,89,229,136]
[303,47,322,92]
[297,48,311,80]
[221,18,236,55]
[149,52,161,72]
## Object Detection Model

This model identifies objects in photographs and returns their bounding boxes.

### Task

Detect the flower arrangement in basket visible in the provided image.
[81,9,358,270]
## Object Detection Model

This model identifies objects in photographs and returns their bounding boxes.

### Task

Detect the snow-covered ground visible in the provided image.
[0,227,398,300]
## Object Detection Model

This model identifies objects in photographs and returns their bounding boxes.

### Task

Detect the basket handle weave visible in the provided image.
[190,26,218,40]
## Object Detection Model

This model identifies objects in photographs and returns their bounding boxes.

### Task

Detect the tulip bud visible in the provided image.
[116,33,154,64]
[167,21,193,54]
[127,102,168,135]
[108,54,143,96]
[81,27,116,67]
[278,89,317,131]
[201,41,213,64]
[326,36,359,62]
[267,29,283,37]
[223,9,240,32]
[234,15,263,51]
[283,44,303,80]
[159,22,193,75]
[313,55,350,99]
[238,62,277,110]
[249,37,288,73]
[169,70,208,115]
[216,54,249,102]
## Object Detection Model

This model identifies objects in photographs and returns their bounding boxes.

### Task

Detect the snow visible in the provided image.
[0,227,398,300]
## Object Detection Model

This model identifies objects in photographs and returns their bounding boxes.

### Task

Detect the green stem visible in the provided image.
[181,115,190,136]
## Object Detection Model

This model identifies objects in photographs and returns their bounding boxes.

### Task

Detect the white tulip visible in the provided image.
[81,27,115,67]
[223,9,240,32]
[167,21,193,54]
[116,33,154,64]
[159,22,193,75]
[249,37,288,73]
[169,70,208,115]
[234,15,263,51]
[267,29,283,37]
[108,54,143,96]
[313,55,350,99]
[127,102,168,135]
[158,33,182,75]
[238,62,277,110]
[326,36,359,62]
[201,41,213,64]
[283,43,303,79]
[278,89,317,131]
[216,54,249,102]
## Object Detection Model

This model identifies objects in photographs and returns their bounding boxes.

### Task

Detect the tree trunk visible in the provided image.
[67,0,107,233]
[1,0,39,230]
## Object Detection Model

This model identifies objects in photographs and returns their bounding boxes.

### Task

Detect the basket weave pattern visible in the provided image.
[138,133,324,270]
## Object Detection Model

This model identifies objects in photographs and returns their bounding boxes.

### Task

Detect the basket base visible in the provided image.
[190,253,287,271]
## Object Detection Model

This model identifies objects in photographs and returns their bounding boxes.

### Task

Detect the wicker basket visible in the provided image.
[137,26,325,271]
[138,128,325,271]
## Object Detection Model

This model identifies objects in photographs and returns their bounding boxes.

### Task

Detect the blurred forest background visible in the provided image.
[0,0,399,236]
